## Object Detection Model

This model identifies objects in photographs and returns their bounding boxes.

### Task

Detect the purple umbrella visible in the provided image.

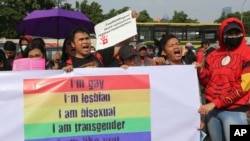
[16,8,94,39]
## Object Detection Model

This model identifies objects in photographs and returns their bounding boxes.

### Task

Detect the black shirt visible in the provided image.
[71,46,114,68]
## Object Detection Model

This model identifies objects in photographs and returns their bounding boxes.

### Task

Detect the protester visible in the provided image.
[146,45,155,58]
[63,27,132,72]
[182,42,197,64]
[117,45,138,69]
[3,41,17,68]
[105,55,122,67]
[155,34,185,65]
[197,17,250,141]
[196,40,210,64]
[185,42,196,53]
[59,37,75,69]
[0,49,11,71]
[22,38,50,69]
[135,43,155,66]
[155,34,205,131]
[47,51,61,69]
[62,10,138,72]
[23,38,47,58]
[17,35,32,58]
[200,44,217,66]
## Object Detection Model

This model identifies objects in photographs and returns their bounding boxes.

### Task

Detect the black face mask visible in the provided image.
[224,36,243,50]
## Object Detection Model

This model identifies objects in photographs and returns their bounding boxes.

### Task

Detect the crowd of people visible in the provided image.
[0,15,250,141]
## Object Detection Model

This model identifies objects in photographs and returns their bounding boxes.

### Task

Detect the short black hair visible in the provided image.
[201,40,210,46]
[161,34,180,50]
[69,27,90,42]
[3,41,16,51]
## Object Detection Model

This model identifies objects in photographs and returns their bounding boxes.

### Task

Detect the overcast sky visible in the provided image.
[67,0,250,23]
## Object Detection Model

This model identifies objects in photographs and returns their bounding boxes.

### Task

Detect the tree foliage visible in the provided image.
[137,10,154,22]
[4,1,250,38]
[79,0,103,25]
[170,11,198,23]
[60,2,73,11]
[103,7,130,21]
[0,0,55,38]
[214,12,241,23]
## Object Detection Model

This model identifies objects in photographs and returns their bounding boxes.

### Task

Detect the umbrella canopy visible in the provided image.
[16,8,94,39]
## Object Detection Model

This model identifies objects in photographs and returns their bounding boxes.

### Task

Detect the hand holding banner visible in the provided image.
[0,66,201,141]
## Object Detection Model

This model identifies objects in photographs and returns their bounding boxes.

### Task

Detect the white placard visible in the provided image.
[94,10,137,50]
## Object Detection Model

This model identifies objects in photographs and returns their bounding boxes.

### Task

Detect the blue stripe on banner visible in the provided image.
[26,132,151,141]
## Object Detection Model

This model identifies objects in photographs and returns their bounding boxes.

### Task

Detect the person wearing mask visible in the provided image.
[197,17,250,141]
[17,35,32,59]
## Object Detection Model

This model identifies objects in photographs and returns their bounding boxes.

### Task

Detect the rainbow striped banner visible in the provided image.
[23,75,151,141]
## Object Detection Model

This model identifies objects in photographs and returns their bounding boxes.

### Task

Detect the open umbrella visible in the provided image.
[16,8,94,39]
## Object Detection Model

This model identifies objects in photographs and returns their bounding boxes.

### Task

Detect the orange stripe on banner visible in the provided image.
[24,75,150,94]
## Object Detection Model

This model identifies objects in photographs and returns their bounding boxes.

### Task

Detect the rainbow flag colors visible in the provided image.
[23,75,151,141]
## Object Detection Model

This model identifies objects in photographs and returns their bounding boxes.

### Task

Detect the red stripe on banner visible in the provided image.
[24,75,150,94]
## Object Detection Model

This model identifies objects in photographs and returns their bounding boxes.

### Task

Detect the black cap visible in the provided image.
[223,22,242,34]
[119,45,137,60]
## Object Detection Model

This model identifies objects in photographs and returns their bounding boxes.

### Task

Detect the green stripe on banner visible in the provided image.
[24,118,151,139]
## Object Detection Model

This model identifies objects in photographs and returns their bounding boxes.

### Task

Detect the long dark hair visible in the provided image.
[61,37,70,63]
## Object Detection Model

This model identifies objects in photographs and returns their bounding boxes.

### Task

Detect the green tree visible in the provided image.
[214,12,241,23]
[60,2,73,10]
[115,6,130,15]
[75,1,80,11]
[242,11,250,36]
[137,10,154,22]
[170,11,198,23]
[79,0,103,25]
[0,0,55,38]
[103,9,116,20]
[103,7,130,20]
